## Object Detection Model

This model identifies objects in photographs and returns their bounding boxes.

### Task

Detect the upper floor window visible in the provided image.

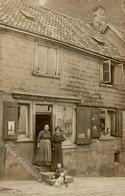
[101,60,124,87]
[35,44,58,76]
[101,60,115,85]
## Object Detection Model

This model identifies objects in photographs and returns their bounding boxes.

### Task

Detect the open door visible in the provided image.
[33,113,52,163]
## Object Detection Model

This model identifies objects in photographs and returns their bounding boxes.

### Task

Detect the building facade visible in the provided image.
[0,0,125,179]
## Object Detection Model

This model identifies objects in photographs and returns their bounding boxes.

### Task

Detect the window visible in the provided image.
[99,109,122,137]
[17,104,30,138]
[106,110,116,136]
[101,60,115,85]
[75,106,122,144]
[55,105,75,145]
[35,44,58,76]
[91,108,122,139]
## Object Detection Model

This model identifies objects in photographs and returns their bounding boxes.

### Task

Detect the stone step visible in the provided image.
[40,171,73,186]
[40,170,68,178]
[33,165,50,173]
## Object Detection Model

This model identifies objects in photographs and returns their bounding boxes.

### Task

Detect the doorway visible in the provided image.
[33,113,52,163]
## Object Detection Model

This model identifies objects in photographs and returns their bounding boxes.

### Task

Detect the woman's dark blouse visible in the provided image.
[52,135,65,144]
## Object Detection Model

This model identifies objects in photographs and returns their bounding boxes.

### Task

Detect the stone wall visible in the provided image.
[63,139,125,177]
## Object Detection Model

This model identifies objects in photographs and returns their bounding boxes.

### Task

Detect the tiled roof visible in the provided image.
[0,0,120,58]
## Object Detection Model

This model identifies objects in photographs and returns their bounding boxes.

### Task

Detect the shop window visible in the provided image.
[34,44,58,76]
[56,105,75,145]
[17,104,30,138]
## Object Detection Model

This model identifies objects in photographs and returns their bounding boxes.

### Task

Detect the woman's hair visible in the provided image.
[44,124,49,129]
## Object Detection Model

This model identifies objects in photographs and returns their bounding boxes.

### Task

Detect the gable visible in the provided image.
[104,25,125,57]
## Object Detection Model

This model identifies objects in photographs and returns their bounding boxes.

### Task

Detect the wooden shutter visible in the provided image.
[112,111,122,137]
[37,45,47,73]
[115,111,123,137]
[115,64,123,88]
[91,108,100,138]
[47,48,57,75]
[76,106,91,145]
[102,60,111,83]
[3,101,18,140]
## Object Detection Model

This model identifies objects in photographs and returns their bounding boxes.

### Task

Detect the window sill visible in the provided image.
[32,71,60,79]
[62,144,77,149]
[99,83,114,88]
[62,140,77,149]
[99,135,116,141]
[15,135,33,143]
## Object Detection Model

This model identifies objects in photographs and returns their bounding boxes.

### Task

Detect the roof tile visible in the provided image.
[0,0,120,58]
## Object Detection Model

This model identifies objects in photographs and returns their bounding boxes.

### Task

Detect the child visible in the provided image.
[53,163,68,187]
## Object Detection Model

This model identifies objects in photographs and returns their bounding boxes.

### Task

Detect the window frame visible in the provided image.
[54,104,76,147]
[16,101,33,141]
[100,60,115,86]
[34,42,59,78]
[102,60,111,84]
[99,108,116,137]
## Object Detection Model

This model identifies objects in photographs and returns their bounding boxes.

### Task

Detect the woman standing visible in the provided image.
[36,124,52,166]
[51,127,65,171]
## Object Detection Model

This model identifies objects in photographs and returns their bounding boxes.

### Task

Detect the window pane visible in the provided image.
[18,105,28,135]
[46,48,57,75]
[107,111,115,135]
[103,61,111,83]
[37,45,47,73]
[111,65,115,83]
[99,111,105,135]
[103,62,109,72]
[56,106,74,144]
[103,72,110,82]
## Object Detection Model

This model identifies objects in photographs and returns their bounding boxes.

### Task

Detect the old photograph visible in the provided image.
[0,0,125,195]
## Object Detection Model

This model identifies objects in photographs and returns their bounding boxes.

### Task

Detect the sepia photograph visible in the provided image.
[0,0,125,195]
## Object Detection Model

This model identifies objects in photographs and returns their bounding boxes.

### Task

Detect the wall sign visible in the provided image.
[3,102,18,140]
[8,121,15,136]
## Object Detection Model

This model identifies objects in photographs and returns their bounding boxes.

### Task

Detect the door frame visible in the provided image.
[32,106,53,162]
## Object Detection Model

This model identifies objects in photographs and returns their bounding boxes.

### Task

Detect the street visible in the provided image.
[0,177,125,196]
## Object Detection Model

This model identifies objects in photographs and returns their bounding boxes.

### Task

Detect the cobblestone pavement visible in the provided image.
[0,177,125,196]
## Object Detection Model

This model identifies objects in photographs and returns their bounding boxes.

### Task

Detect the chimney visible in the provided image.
[93,5,106,31]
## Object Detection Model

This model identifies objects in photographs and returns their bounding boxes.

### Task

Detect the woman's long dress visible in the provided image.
[36,130,52,166]
[51,134,65,171]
